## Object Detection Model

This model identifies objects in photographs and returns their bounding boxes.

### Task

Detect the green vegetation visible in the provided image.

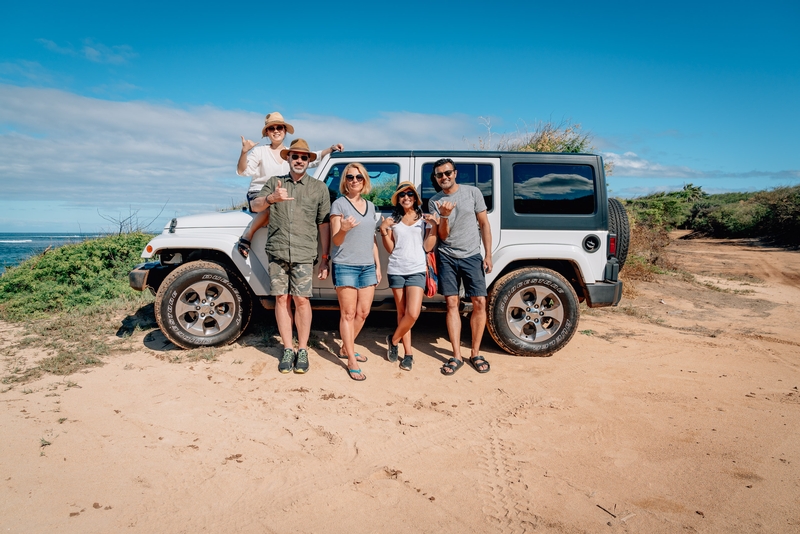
[0,232,153,321]
[625,184,800,247]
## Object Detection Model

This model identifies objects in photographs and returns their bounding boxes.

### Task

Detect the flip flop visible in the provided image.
[339,352,368,363]
[236,237,251,259]
[469,355,491,374]
[347,368,366,381]
[440,358,464,376]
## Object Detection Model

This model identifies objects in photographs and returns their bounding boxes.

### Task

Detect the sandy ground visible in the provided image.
[2,235,799,533]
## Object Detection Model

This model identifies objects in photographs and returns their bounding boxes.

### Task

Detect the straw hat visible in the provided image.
[280,138,317,162]
[261,112,295,137]
[391,181,421,206]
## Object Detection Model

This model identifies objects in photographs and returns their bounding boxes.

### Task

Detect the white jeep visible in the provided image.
[129,150,628,356]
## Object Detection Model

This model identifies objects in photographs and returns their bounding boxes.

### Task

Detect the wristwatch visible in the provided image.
[321,254,331,261]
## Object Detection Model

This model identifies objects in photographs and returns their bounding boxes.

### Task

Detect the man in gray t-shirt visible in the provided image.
[429,158,493,375]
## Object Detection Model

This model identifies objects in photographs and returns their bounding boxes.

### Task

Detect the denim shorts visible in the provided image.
[437,252,487,297]
[388,272,426,289]
[332,263,378,289]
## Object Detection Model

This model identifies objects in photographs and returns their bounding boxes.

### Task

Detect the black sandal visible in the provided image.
[469,355,490,373]
[236,237,251,258]
[440,358,464,376]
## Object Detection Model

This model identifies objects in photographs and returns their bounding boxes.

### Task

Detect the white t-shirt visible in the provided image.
[238,145,323,193]
[387,218,429,275]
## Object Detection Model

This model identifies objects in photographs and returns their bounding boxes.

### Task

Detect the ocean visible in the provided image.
[0,233,102,275]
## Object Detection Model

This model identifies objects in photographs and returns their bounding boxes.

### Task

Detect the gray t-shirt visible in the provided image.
[330,196,381,266]
[429,184,487,259]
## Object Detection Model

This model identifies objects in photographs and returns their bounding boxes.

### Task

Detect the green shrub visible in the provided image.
[0,232,153,321]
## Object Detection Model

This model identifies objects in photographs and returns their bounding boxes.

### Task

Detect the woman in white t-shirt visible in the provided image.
[330,163,382,381]
[235,111,343,257]
[379,182,438,371]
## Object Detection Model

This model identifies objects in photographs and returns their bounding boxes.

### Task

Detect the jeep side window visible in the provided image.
[512,163,595,215]
[324,163,400,211]
[420,163,494,212]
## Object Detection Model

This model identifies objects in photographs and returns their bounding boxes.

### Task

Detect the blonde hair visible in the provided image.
[339,163,372,195]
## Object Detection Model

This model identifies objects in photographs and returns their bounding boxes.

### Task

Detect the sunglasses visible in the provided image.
[266,125,285,132]
[397,190,416,199]
[434,169,456,179]
[290,154,309,161]
[345,174,365,182]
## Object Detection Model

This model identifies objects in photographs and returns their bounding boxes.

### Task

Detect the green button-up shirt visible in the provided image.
[258,173,331,264]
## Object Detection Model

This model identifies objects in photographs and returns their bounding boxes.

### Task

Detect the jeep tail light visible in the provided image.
[608,234,617,256]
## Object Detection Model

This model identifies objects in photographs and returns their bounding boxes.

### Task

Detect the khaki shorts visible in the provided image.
[268,258,314,297]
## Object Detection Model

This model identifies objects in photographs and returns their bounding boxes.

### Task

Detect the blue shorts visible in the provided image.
[388,272,426,289]
[437,252,487,297]
[332,263,378,289]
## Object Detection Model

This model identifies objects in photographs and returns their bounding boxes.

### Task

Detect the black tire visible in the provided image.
[487,267,579,357]
[154,260,252,349]
[608,197,630,270]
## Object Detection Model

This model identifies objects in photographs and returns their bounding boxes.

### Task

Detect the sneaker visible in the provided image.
[294,349,309,374]
[278,348,294,374]
[400,355,413,371]
[386,334,399,362]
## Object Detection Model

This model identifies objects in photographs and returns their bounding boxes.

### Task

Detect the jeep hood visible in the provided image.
[163,210,254,231]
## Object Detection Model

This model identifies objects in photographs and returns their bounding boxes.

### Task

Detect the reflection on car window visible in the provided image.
[421,163,493,212]
[325,163,400,211]
[512,163,595,214]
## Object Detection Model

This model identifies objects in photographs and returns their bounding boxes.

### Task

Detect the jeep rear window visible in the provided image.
[512,163,595,214]
[421,163,493,213]
[324,163,400,211]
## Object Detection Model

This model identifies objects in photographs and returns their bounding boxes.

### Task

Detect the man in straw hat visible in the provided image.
[428,158,493,376]
[235,112,343,258]
[251,138,332,374]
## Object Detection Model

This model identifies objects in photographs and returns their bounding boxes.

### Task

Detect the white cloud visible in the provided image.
[36,38,138,64]
[0,84,479,230]
[602,151,705,178]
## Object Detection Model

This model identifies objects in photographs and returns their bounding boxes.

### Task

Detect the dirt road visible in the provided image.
[2,235,799,533]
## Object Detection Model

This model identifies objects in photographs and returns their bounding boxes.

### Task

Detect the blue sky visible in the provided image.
[1,0,798,232]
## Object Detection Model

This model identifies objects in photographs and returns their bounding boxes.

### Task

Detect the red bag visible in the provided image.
[425,251,438,298]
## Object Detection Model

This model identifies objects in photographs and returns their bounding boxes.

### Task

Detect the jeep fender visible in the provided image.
[140,232,270,296]
[488,243,598,286]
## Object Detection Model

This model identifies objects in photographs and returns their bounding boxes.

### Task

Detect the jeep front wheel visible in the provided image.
[487,267,579,357]
[154,260,252,349]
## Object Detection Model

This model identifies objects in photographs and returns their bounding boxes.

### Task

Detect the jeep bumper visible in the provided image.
[584,280,623,307]
[129,262,173,295]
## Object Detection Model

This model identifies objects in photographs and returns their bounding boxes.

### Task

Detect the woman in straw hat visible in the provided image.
[378,182,438,371]
[236,111,343,257]
[330,163,382,381]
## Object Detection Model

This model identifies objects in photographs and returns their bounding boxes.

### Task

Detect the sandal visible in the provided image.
[440,357,464,376]
[347,367,366,381]
[236,237,251,259]
[339,352,368,363]
[399,355,413,371]
[469,355,490,374]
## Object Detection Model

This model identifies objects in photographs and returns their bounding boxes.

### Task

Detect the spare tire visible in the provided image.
[608,198,630,270]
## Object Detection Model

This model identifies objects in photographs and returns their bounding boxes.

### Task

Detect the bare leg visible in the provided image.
[293,296,312,349]
[336,287,358,366]
[352,285,374,341]
[274,294,294,349]
[468,295,489,372]
[243,209,270,243]
[353,285,375,346]
[391,286,423,355]
[470,296,487,357]
[444,295,462,361]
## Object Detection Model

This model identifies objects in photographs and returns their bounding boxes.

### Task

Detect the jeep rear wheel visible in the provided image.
[154,260,252,349]
[487,267,579,357]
